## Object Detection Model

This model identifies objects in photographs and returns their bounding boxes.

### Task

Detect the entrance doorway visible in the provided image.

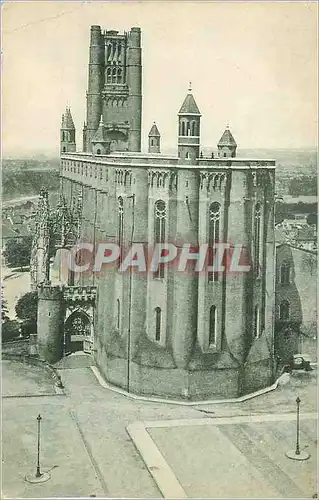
[64,310,93,355]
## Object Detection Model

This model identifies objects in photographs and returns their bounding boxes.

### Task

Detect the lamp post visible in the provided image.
[36,414,42,477]
[285,397,310,461]
[25,414,51,483]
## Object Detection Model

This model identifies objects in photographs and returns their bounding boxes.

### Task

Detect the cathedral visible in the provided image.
[34,25,277,400]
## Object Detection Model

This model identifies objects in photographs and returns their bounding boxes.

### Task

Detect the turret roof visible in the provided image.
[148,122,160,137]
[178,93,201,116]
[218,126,237,147]
[91,115,109,143]
[63,107,75,130]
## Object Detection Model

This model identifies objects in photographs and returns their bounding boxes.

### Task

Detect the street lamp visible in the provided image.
[25,414,51,483]
[285,397,310,461]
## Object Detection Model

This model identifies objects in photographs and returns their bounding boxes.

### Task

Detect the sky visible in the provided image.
[2,1,318,157]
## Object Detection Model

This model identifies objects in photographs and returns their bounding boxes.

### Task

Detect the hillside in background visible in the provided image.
[2,159,60,201]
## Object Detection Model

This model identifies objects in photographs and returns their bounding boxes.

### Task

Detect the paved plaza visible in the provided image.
[1,356,317,498]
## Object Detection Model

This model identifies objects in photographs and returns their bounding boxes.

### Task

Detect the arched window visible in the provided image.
[151,139,154,146]
[97,149,101,155]
[107,67,112,84]
[118,196,124,264]
[112,67,117,83]
[155,307,161,341]
[209,306,217,345]
[181,121,186,136]
[280,300,290,321]
[223,152,227,158]
[253,305,260,338]
[191,121,196,136]
[187,122,191,136]
[254,203,261,276]
[62,146,66,153]
[117,67,122,82]
[154,200,167,278]
[113,99,117,107]
[208,202,221,282]
[280,262,291,284]
[116,299,120,330]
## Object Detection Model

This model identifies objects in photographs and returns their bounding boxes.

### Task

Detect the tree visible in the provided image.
[4,235,33,269]
[1,320,21,343]
[15,291,38,327]
[1,286,9,323]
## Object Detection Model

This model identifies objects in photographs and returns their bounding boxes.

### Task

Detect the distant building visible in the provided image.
[275,243,317,363]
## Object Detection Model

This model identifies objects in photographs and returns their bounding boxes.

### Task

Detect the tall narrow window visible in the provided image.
[181,122,186,136]
[116,299,120,330]
[208,202,221,282]
[254,203,261,276]
[117,67,122,83]
[209,306,217,345]
[112,67,117,83]
[107,67,112,84]
[187,122,191,136]
[154,200,167,278]
[155,307,161,341]
[118,196,124,264]
[280,262,290,284]
[253,305,260,338]
[191,121,196,136]
[280,300,290,320]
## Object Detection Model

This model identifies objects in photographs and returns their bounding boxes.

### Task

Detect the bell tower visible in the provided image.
[178,83,201,162]
[60,107,76,153]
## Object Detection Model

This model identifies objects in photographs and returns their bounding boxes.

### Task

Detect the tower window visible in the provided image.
[112,67,117,83]
[253,305,260,338]
[117,67,122,83]
[63,147,66,153]
[151,139,154,146]
[118,196,124,264]
[208,202,221,282]
[280,300,290,321]
[155,307,161,341]
[107,67,112,84]
[187,122,191,136]
[191,121,196,136]
[154,200,167,279]
[209,305,217,345]
[280,262,291,284]
[254,203,261,277]
[97,149,101,155]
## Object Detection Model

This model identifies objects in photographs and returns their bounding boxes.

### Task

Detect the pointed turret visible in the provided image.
[217,125,237,158]
[91,115,110,155]
[60,106,76,154]
[178,83,201,162]
[148,122,161,153]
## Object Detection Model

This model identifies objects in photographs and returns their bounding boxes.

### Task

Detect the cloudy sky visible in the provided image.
[2,1,317,156]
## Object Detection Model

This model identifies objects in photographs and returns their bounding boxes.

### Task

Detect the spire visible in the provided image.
[178,85,201,116]
[92,114,109,143]
[64,107,75,129]
[148,122,160,137]
[218,125,237,147]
